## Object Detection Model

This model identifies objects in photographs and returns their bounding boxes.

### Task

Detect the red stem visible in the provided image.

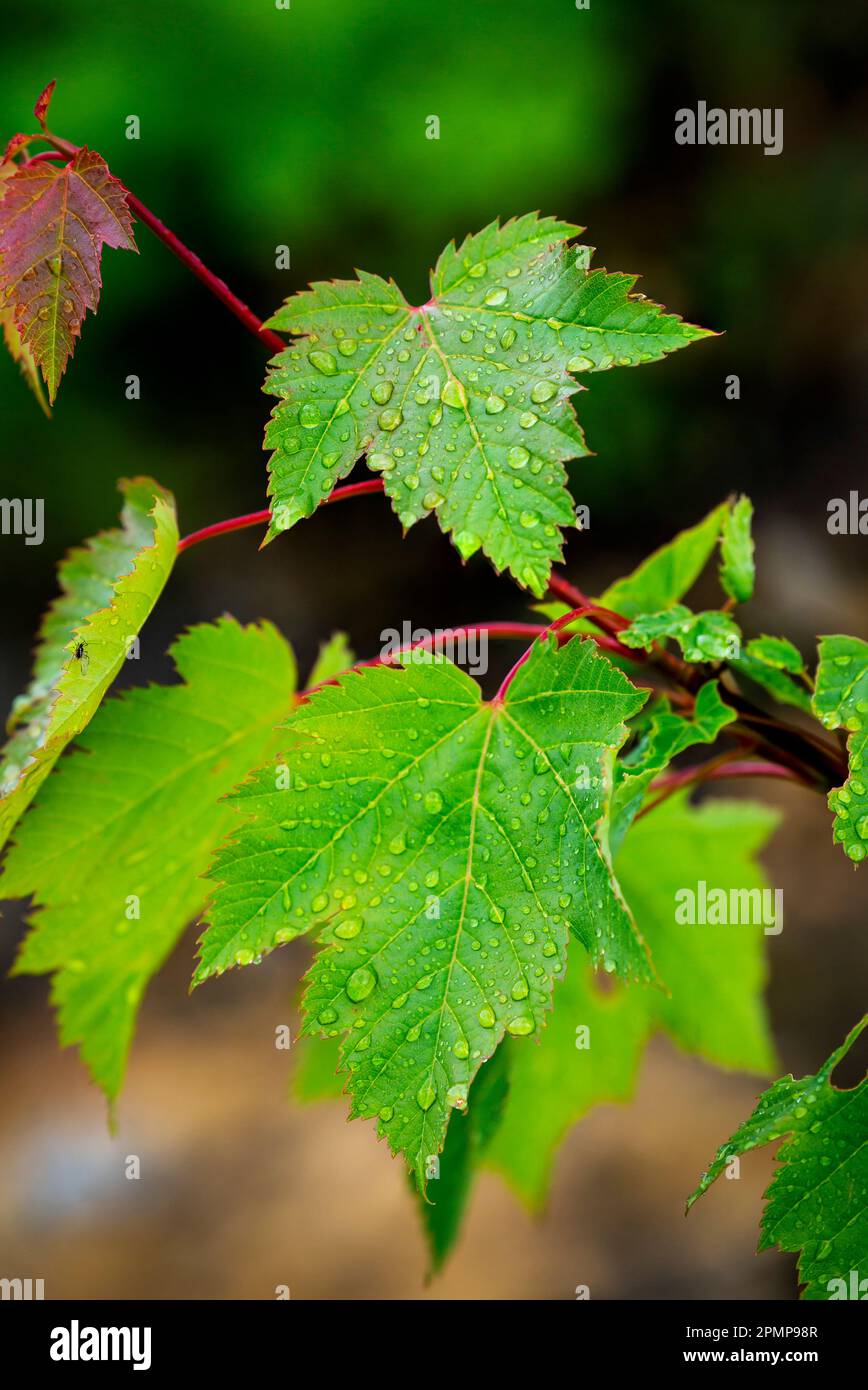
[301,623,549,700]
[653,758,808,791]
[547,572,630,632]
[123,189,287,355]
[493,604,594,703]
[41,131,286,355]
[176,478,385,552]
[637,756,810,822]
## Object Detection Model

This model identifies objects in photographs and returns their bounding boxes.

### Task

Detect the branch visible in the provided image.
[301,623,550,700]
[177,479,385,553]
[41,131,286,355]
[493,604,595,703]
[638,755,811,820]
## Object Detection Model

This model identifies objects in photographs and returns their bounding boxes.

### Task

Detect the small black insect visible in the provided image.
[73,639,89,675]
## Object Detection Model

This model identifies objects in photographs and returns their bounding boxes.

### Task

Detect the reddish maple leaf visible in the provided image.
[34,80,56,131]
[0,147,137,401]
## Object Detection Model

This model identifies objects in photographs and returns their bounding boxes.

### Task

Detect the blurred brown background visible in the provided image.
[1,0,866,1298]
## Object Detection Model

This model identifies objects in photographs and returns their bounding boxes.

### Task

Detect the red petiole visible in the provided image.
[176,478,385,552]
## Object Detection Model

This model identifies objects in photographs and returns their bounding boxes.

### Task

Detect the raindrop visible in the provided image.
[378,407,403,431]
[416,1082,437,1111]
[371,380,394,405]
[530,380,557,404]
[441,378,466,409]
[346,965,377,1002]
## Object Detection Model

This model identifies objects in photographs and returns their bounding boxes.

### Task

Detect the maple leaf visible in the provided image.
[719,493,755,603]
[610,680,736,851]
[1,619,296,1103]
[415,1046,511,1274]
[307,630,355,687]
[0,478,177,853]
[598,502,730,617]
[0,146,136,401]
[33,80,56,131]
[196,635,651,1181]
[620,603,742,663]
[489,794,778,1207]
[1,295,51,415]
[535,499,732,636]
[812,634,868,863]
[0,157,50,413]
[262,213,711,594]
[731,635,813,714]
[688,1016,868,1300]
[295,791,778,1239]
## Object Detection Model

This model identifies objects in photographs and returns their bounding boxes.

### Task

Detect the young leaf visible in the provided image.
[745,635,808,676]
[535,500,730,632]
[293,1030,512,1273]
[489,795,778,1206]
[33,80,56,131]
[1,619,296,1102]
[0,478,177,853]
[263,213,710,594]
[292,1031,345,1104]
[732,635,813,715]
[610,680,736,851]
[197,635,651,1182]
[307,630,355,687]
[719,494,755,603]
[599,502,730,618]
[812,635,868,863]
[687,1016,868,1300]
[414,1046,511,1274]
[0,147,136,401]
[620,604,742,663]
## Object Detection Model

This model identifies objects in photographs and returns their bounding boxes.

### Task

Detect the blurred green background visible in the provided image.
[1,0,866,1299]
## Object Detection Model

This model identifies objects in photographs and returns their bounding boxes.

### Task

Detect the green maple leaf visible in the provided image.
[732,635,813,715]
[0,478,177,854]
[263,213,710,595]
[306,630,355,687]
[610,680,736,851]
[812,635,868,864]
[293,1028,512,1274]
[535,500,732,637]
[414,1045,511,1275]
[196,635,651,1181]
[687,1016,868,1300]
[488,794,778,1206]
[719,494,755,604]
[1,619,296,1102]
[598,501,730,618]
[620,603,742,664]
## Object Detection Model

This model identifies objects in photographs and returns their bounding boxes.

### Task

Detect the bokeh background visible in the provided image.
[1,0,866,1299]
